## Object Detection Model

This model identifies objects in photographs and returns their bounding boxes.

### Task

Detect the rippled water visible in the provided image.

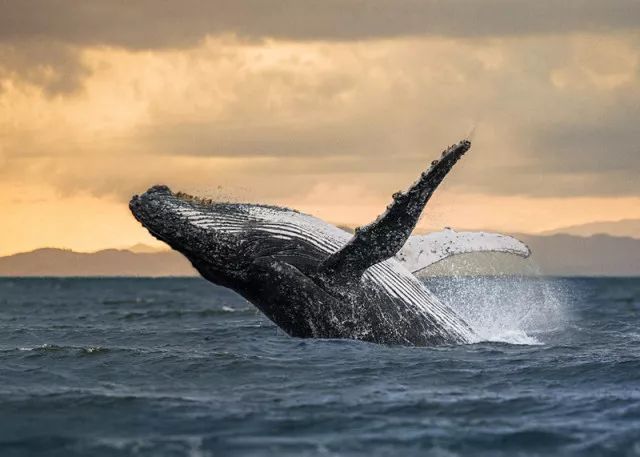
[1,277,639,456]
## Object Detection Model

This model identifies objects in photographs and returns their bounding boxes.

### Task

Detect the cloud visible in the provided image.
[534,102,639,174]
[2,3,639,253]
[2,1,638,94]
[0,32,638,203]
[1,1,639,48]
[0,42,89,95]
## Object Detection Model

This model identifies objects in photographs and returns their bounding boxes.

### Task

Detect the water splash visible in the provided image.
[425,271,569,345]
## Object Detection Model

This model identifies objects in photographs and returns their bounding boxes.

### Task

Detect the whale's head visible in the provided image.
[130,184,356,337]
[129,185,256,288]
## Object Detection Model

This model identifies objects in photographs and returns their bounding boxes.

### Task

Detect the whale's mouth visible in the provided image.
[129,185,206,247]
[129,187,174,246]
[129,184,169,219]
[129,184,255,255]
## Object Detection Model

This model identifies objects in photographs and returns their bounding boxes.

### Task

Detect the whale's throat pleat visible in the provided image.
[170,201,351,260]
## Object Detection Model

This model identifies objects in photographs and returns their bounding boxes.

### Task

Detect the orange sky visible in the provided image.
[1,4,639,256]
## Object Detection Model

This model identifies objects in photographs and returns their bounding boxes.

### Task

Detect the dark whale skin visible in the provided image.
[130,141,477,346]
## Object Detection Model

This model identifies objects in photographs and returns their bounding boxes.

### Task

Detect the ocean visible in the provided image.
[0,276,639,456]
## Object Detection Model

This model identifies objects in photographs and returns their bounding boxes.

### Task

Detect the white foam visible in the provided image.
[429,275,569,346]
[485,329,542,345]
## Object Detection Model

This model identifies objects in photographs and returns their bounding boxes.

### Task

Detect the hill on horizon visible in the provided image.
[541,219,640,239]
[126,243,169,253]
[0,248,195,277]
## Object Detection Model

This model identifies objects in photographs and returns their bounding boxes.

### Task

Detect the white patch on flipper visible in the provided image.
[396,229,531,274]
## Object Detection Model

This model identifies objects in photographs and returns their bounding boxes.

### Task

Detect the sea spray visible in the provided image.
[424,265,570,345]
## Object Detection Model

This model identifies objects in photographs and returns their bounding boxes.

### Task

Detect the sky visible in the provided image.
[2,1,640,256]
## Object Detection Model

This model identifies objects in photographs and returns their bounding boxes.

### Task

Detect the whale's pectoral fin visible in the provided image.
[319,140,472,279]
[396,229,531,274]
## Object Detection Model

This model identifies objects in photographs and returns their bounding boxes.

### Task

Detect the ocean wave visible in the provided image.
[2,277,639,457]
[117,306,255,320]
[16,344,110,355]
[478,330,542,346]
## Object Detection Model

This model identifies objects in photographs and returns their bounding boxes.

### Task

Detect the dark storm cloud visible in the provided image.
[1,0,639,48]
[2,0,638,94]
[0,42,89,95]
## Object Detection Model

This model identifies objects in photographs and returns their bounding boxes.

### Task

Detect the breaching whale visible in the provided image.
[130,140,530,346]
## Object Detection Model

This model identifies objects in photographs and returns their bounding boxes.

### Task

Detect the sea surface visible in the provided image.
[0,276,639,457]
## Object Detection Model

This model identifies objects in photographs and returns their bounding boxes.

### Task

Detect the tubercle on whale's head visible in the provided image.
[129,185,251,287]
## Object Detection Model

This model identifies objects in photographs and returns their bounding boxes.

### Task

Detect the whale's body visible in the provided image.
[130,140,529,346]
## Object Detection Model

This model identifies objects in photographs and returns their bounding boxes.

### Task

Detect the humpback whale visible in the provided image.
[130,140,530,346]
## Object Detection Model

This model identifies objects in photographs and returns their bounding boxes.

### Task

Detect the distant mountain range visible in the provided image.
[1,233,638,277]
[0,248,195,277]
[126,243,169,254]
[541,219,640,239]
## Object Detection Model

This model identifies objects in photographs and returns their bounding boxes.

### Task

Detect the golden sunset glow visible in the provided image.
[2,4,639,256]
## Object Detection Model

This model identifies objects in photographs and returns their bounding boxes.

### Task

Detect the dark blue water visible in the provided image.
[1,277,639,456]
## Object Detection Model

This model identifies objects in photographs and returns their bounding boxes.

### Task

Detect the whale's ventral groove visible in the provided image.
[129,139,530,346]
